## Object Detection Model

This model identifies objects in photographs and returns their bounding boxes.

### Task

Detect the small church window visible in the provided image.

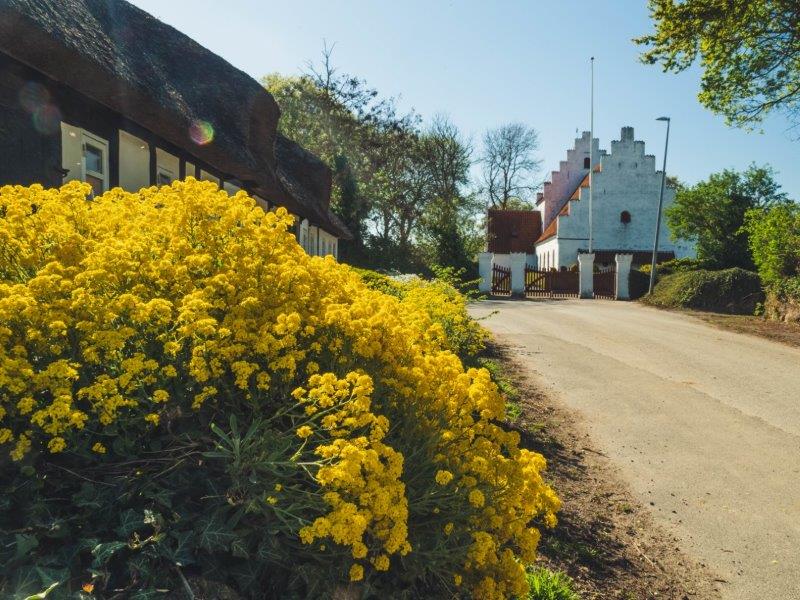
[583,157,590,168]
[620,210,631,224]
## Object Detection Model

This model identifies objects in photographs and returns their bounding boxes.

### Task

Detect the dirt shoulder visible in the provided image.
[489,342,721,599]
[683,311,800,349]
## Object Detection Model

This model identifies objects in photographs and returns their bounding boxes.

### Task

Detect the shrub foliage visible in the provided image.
[0,180,559,599]
[643,268,763,314]
[526,567,580,600]
[744,202,800,286]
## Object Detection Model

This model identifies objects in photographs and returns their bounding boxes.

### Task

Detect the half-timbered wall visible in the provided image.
[0,52,341,253]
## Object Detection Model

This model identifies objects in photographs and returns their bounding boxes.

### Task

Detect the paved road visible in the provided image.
[470,299,800,600]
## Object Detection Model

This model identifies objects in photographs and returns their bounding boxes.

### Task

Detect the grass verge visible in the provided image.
[527,567,581,600]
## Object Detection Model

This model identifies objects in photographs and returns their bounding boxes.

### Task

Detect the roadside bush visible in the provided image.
[349,267,406,299]
[764,276,800,323]
[0,180,559,599]
[742,203,800,323]
[354,266,487,360]
[744,202,800,286]
[642,268,763,314]
[628,269,651,300]
[638,257,712,277]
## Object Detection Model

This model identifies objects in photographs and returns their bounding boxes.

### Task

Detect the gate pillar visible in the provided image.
[478,252,493,293]
[578,253,595,299]
[614,254,633,300]
[510,253,527,297]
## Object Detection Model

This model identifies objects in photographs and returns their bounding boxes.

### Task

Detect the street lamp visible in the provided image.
[648,116,670,295]
[589,56,594,254]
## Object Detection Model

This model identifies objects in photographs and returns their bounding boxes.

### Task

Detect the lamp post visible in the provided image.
[589,56,594,253]
[648,116,670,295]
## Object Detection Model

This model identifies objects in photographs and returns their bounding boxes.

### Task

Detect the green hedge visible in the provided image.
[629,270,651,300]
[638,257,712,277]
[764,276,800,322]
[642,268,763,314]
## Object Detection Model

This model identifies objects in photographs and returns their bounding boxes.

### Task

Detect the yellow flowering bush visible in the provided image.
[352,266,487,358]
[0,180,558,599]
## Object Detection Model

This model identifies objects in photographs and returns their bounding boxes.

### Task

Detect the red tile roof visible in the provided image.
[570,173,590,200]
[569,164,600,201]
[538,164,602,244]
[536,218,558,243]
[487,209,542,253]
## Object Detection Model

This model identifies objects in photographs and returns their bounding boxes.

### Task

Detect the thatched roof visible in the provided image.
[276,135,333,233]
[0,0,350,238]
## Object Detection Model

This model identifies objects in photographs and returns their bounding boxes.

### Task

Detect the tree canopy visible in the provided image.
[744,202,800,285]
[263,51,481,273]
[665,165,788,269]
[636,0,800,128]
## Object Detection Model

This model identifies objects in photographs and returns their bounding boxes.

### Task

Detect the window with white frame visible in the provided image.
[157,166,174,186]
[156,148,179,187]
[81,132,109,196]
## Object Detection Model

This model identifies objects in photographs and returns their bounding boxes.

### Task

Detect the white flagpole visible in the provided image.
[589,56,594,254]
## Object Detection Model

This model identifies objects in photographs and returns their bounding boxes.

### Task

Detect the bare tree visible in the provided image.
[481,123,542,209]
[424,114,473,209]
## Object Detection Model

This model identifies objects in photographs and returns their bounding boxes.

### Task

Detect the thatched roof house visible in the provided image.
[0,0,351,246]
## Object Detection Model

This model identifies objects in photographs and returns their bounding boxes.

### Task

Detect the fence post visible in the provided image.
[510,253,527,297]
[578,253,595,299]
[614,253,633,300]
[478,252,493,293]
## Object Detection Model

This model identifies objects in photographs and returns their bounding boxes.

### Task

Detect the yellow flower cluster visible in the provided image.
[294,372,409,565]
[399,277,487,356]
[0,180,558,597]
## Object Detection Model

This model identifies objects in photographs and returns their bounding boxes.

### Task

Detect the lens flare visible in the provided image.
[19,81,50,113]
[32,104,62,135]
[19,82,61,135]
[189,120,215,145]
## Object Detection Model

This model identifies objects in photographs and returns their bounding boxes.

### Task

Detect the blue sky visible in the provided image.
[131,0,800,199]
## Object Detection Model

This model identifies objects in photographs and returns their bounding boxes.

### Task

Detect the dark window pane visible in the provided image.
[85,144,103,173]
[86,174,104,196]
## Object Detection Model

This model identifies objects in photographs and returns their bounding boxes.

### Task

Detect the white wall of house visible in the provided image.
[318,229,338,258]
[295,218,339,258]
[310,226,319,256]
[539,127,695,268]
[537,131,604,226]
[492,253,536,269]
[156,148,179,185]
[223,181,241,196]
[59,124,343,258]
[61,122,109,195]
[200,170,219,185]
[60,122,83,184]
[299,218,309,253]
[119,130,150,191]
[253,195,268,211]
[534,237,560,270]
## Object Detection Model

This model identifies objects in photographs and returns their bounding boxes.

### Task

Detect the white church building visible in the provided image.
[534,126,695,269]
